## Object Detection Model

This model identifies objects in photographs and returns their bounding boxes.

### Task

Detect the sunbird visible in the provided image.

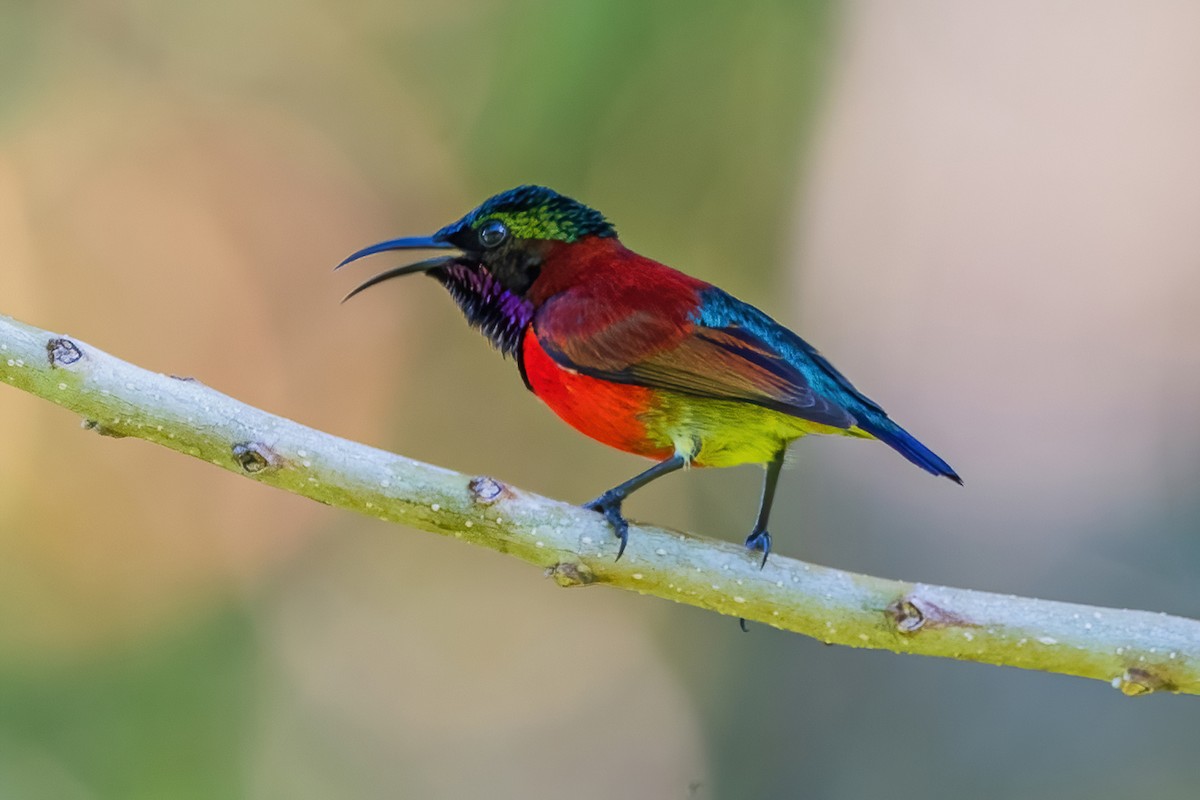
[339,185,960,565]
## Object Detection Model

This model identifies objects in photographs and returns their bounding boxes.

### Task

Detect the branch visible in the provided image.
[2,312,1197,696]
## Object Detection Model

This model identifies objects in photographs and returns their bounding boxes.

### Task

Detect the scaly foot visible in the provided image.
[744,528,772,569]
[584,492,630,560]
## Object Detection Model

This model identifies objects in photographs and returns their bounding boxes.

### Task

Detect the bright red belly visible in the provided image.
[521,330,674,461]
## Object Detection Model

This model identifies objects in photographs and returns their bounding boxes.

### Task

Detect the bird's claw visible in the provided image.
[584,493,630,560]
[744,528,772,569]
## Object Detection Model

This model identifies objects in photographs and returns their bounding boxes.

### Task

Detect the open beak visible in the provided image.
[336,235,461,302]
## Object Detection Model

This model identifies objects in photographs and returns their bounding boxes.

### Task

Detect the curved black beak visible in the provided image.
[336,235,460,303]
[335,235,456,270]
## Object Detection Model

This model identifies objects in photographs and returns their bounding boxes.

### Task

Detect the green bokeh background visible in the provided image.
[1,1,1198,798]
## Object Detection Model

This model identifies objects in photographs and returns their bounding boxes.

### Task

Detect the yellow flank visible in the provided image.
[642,391,874,468]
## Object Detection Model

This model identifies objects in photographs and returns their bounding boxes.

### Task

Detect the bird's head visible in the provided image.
[337,185,616,301]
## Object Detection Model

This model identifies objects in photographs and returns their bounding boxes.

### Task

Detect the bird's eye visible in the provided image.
[478,220,508,248]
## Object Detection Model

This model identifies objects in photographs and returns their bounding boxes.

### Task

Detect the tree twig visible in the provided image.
[1,312,1197,696]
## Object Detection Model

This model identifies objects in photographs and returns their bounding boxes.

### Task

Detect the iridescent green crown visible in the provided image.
[464,185,616,242]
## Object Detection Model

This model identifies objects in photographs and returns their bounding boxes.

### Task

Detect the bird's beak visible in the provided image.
[336,235,461,303]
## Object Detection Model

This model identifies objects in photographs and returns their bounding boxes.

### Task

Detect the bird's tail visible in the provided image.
[857,416,962,484]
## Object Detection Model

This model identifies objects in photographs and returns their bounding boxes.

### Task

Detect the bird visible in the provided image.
[338,185,960,566]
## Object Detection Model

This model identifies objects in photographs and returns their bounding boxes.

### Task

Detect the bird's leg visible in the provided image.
[585,454,687,560]
[744,449,786,568]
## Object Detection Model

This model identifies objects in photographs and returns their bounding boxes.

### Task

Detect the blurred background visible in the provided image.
[1,0,1198,797]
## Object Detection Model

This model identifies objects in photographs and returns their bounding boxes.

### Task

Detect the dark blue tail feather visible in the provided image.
[857,417,962,484]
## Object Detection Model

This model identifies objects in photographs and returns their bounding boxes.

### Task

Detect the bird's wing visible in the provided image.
[533,286,861,429]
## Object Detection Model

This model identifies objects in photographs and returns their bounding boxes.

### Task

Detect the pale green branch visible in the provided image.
[1,312,1197,696]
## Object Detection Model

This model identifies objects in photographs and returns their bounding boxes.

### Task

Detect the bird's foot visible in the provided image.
[744,528,772,569]
[584,492,630,560]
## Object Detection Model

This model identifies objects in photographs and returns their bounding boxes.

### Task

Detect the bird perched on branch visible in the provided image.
[338,185,960,565]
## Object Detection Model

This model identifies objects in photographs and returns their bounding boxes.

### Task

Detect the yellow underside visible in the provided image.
[642,392,873,468]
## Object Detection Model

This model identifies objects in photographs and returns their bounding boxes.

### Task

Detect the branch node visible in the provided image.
[46,337,83,367]
[1114,667,1174,697]
[232,441,280,473]
[469,475,509,505]
[887,594,976,634]
[82,418,127,438]
[886,597,926,633]
[546,561,595,587]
